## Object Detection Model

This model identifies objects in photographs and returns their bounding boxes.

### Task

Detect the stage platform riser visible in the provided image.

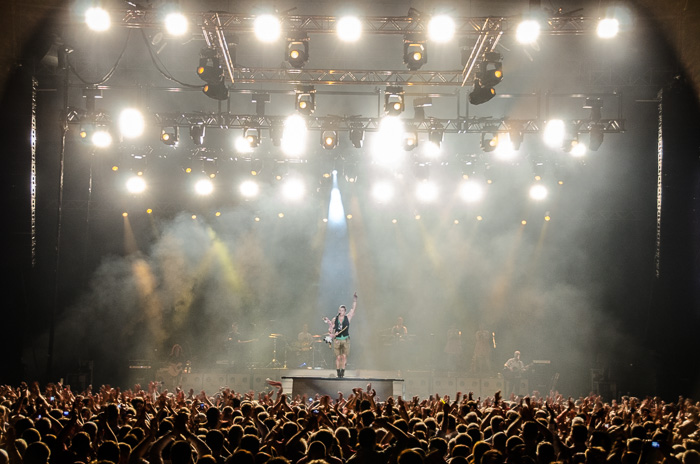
[146,369,524,398]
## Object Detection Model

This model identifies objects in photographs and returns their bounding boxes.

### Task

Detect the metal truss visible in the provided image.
[119,11,607,36]
[230,67,467,86]
[66,109,624,134]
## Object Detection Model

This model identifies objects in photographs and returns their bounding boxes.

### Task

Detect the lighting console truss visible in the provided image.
[65,110,625,134]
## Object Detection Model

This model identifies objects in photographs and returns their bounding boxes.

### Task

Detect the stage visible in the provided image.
[124,365,532,399]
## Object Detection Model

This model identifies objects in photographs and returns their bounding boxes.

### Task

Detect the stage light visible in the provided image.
[118,108,145,139]
[194,178,214,196]
[295,86,315,114]
[85,7,110,32]
[371,181,395,203]
[286,34,309,68]
[126,175,146,194]
[254,14,281,42]
[516,19,540,44]
[509,129,524,150]
[597,18,619,39]
[385,86,405,116]
[282,177,305,201]
[321,130,338,150]
[415,181,438,203]
[349,125,364,148]
[428,124,443,147]
[337,16,362,42]
[403,128,418,151]
[272,162,288,180]
[459,180,484,203]
[543,119,565,148]
[160,127,179,146]
[373,116,405,167]
[190,125,205,145]
[570,140,587,157]
[589,124,604,151]
[234,136,254,154]
[92,128,112,148]
[281,114,307,157]
[428,15,455,43]
[424,141,440,158]
[239,180,260,198]
[249,159,263,176]
[494,133,517,160]
[202,79,228,100]
[480,130,499,152]
[529,184,548,201]
[477,52,503,88]
[197,49,222,83]
[344,163,358,183]
[403,38,427,71]
[244,127,261,148]
[469,82,496,105]
[165,12,188,36]
[79,125,93,143]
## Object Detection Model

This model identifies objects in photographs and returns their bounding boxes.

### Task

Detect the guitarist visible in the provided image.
[167,344,185,390]
[503,350,529,398]
[323,292,358,378]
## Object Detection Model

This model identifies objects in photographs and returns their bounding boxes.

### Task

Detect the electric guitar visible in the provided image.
[168,362,183,377]
[503,363,532,380]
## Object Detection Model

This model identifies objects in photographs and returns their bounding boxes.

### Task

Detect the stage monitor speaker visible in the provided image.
[202,372,227,394]
[480,377,504,397]
[227,373,251,393]
[403,371,431,398]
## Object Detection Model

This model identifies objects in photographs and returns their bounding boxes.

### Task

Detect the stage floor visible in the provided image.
[129,366,530,399]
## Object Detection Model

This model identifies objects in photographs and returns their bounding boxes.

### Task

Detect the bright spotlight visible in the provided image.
[234,135,254,154]
[85,7,110,32]
[92,129,112,148]
[282,178,305,201]
[194,178,214,196]
[428,15,455,43]
[543,119,566,148]
[281,114,307,157]
[165,12,188,36]
[516,19,540,44]
[126,175,146,194]
[424,141,441,158]
[118,108,144,139]
[459,180,484,203]
[371,181,395,203]
[529,184,548,200]
[239,180,260,198]
[254,15,281,42]
[494,133,517,160]
[597,18,619,39]
[372,116,405,168]
[570,141,587,157]
[415,181,439,203]
[337,16,362,42]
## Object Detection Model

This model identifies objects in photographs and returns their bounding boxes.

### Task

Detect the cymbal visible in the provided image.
[312,335,323,338]
[269,333,284,338]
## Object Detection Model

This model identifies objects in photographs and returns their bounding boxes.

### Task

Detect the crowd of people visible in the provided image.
[1,379,699,464]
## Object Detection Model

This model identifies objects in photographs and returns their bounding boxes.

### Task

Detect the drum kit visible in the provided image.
[261,333,332,369]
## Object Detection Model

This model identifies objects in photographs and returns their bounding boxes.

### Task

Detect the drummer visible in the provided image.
[296,323,315,367]
[391,316,408,340]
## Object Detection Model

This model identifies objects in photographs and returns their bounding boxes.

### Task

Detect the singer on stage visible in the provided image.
[323,292,358,378]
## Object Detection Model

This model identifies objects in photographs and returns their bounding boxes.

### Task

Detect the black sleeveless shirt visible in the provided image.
[335,316,350,338]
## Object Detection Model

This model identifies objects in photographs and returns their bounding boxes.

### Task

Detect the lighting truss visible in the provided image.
[119,11,617,36]
[65,110,624,136]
